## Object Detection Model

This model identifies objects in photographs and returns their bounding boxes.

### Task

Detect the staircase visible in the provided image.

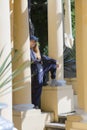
[13,105,76,130]
[41,85,76,130]
[13,84,77,130]
[45,111,75,130]
[45,115,66,130]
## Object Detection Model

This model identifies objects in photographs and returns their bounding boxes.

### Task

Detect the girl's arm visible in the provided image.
[33,44,41,60]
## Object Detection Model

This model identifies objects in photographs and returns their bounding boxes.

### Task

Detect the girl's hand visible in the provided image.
[56,63,59,68]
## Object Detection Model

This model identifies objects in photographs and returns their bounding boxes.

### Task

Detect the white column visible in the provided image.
[0,0,12,121]
[10,0,14,47]
[48,0,64,80]
[13,0,31,104]
[64,0,74,48]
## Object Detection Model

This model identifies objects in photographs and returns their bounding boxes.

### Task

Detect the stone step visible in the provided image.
[58,111,76,124]
[45,122,65,130]
[13,108,54,130]
[59,111,76,118]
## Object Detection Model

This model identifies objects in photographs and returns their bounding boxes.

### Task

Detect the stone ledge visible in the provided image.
[43,85,72,90]
[72,122,87,129]
[45,122,65,129]
[59,111,76,118]
[67,114,82,122]
[13,109,41,117]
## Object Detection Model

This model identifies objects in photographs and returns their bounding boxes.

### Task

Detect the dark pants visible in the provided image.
[31,55,57,107]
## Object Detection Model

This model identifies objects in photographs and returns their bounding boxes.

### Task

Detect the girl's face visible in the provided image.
[30,40,36,48]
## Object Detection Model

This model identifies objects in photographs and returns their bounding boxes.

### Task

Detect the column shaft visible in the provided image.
[0,0,12,121]
[64,0,74,48]
[13,0,31,104]
[75,0,87,110]
[64,0,72,35]
[48,0,64,80]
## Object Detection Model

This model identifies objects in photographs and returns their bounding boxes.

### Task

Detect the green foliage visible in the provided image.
[0,48,30,95]
[64,43,76,62]
[43,45,48,55]
[31,0,48,54]
[31,0,46,4]
[71,0,75,38]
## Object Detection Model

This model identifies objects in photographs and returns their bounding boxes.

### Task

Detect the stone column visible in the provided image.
[66,0,87,128]
[48,0,64,80]
[13,0,31,104]
[64,0,72,35]
[75,0,87,110]
[0,0,12,121]
[75,0,87,122]
[64,0,74,48]
[10,0,14,47]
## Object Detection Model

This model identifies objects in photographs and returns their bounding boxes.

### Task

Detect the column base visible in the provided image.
[41,85,74,121]
[13,105,54,130]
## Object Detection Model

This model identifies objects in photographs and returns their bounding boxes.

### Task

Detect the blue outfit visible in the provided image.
[31,49,57,107]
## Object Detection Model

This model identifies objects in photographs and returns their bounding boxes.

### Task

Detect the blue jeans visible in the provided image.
[31,55,57,106]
